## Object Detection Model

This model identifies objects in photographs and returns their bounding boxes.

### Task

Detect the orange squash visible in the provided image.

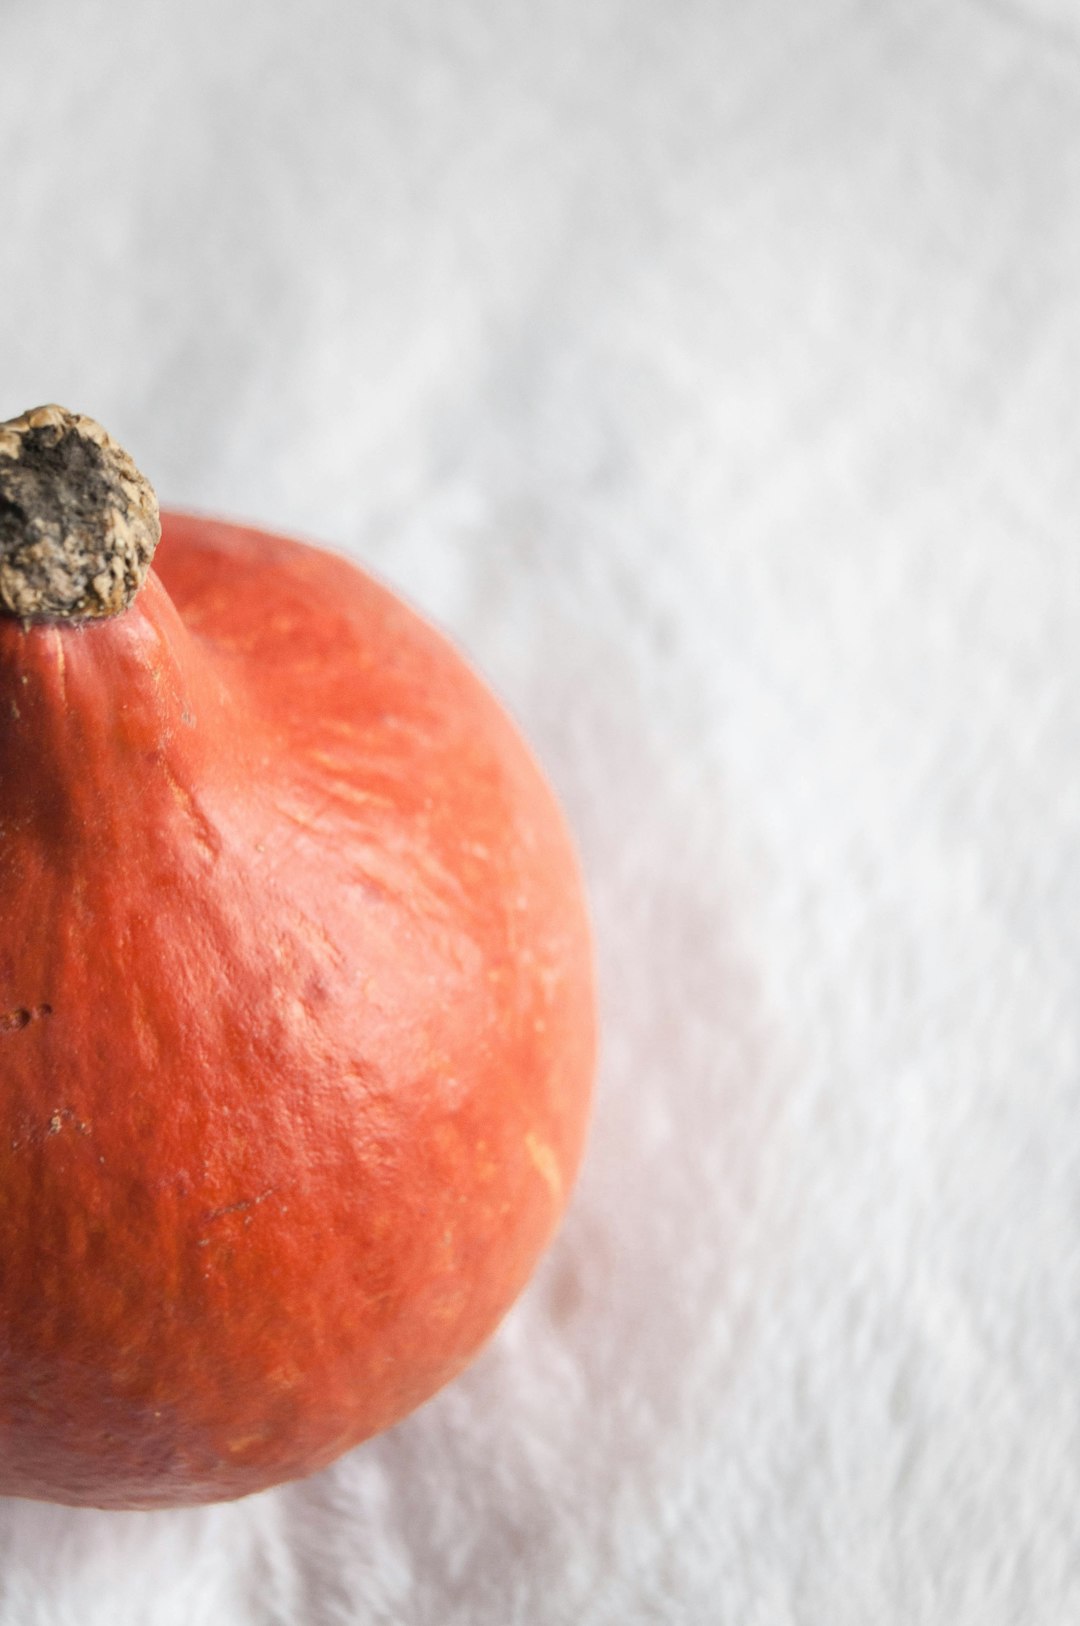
[0,406,595,1508]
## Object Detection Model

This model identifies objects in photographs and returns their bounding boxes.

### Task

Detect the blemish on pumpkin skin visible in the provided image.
[0,1002,52,1034]
[226,1431,272,1456]
[46,1106,90,1137]
[202,1188,277,1225]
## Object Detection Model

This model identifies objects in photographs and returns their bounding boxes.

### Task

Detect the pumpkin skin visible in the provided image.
[0,510,595,1509]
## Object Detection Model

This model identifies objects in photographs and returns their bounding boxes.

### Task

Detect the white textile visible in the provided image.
[0,2,1078,1621]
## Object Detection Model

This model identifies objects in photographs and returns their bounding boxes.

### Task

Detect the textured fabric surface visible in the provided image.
[1,2,1078,1621]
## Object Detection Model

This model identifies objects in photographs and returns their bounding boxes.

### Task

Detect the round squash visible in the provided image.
[0,406,595,1508]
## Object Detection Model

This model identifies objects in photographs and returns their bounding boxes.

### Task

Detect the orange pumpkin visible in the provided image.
[0,406,595,1508]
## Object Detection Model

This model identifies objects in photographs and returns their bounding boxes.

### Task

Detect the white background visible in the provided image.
[1,2,1079,1621]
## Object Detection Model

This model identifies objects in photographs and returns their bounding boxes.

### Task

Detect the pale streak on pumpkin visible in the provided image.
[524,1131,563,1206]
[50,627,66,709]
[305,751,398,801]
[158,760,221,859]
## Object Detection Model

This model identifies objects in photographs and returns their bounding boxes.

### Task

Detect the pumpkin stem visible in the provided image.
[0,406,160,621]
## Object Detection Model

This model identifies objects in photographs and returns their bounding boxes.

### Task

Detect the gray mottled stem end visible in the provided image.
[0,406,161,621]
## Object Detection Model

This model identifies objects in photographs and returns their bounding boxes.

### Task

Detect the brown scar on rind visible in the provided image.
[0,1003,53,1034]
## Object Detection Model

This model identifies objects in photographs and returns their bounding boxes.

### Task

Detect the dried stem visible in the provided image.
[0,406,160,621]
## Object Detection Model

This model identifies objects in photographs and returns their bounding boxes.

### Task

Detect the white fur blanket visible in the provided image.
[0,2,1076,1620]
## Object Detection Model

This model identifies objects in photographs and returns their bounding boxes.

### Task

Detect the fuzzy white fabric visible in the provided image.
[1,2,1079,1621]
